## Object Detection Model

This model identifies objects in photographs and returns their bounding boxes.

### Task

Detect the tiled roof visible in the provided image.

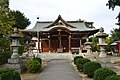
[23,15,99,32]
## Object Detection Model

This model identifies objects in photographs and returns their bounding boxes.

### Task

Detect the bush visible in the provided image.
[83,61,102,78]
[74,56,83,65]
[0,37,11,51]
[105,75,120,80]
[33,57,42,64]
[0,68,21,80]
[76,58,90,71]
[18,45,24,56]
[0,51,11,65]
[93,67,116,80]
[25,60,41,73]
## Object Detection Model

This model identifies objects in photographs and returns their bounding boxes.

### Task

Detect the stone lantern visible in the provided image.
[96,27,108,57]
[7,28,24,72]
[84,38,92,55]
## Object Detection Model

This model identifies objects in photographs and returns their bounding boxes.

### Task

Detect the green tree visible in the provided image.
[106,0,120,10]
[107,0,120,43]
[107,0,120,25]
[0,0,9,8]
[0,0,31,36]
[0,0,14,36]
[10,10,31,29]
[105,37,113,51]
[111,27,120,41]
[0,0,31,56]
[0,37,11,52]
[89,37,99,52]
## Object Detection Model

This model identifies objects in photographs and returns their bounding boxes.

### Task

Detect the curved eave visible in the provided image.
[22,30,37,33]
[22,28,99,34]
[45,15,76,28]
[78,29,99,36]
[79,29,99,33]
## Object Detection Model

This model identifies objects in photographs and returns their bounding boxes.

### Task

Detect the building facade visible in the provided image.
[111,41,120,53]
[23,15,99,53]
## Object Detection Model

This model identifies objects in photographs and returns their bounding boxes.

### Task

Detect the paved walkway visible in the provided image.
[36,59,82,80]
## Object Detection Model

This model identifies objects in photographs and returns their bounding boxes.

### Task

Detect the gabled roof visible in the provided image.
[45,15,76,28]
[23,15,99,32]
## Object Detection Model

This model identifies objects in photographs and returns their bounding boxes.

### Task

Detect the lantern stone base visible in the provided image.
[99,52,107,57]
[99,46,107,57]
[99,49,107,57]
[6,58,25,73]
[8,58,22,63]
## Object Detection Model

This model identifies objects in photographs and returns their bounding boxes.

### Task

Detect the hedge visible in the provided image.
[83,61,102,78]
[33,57,42,64]
[76,58,91,71]
[105,75,120,80]
[0,51,11,65]
[0,68,21,80]
[93,67,116,80]
[74,56,83,65]
[25,60,41,73]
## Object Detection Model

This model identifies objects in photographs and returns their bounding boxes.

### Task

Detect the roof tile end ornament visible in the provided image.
[58,15,62,18]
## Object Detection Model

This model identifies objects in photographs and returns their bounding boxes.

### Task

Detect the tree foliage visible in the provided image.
[0,0,9,8]
[106,0,120,10]
[106,37,113,51]
[0,10,14,36]
[0,0,14,36]
[107,0,120,25]
[0,0,31,57]
[89,37,99,52]
[0,37,11,52]
[111,27,120,41]
[10,10,31,29]
[0,0,31,36]
[107,0,120,42]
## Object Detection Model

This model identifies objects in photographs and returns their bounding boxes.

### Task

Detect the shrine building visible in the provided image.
[22,15,99,53]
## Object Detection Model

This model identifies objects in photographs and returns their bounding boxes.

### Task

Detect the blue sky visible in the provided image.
[9,0,120,34]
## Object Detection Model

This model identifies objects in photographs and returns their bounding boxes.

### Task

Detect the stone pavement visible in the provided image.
[36,59,82,80]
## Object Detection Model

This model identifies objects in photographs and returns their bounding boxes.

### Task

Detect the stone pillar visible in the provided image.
[96,27,108,57]
[79,39,82,54]
[37,31,40,53]
[40,38,42,52]
[6,28,24,73]
[57,29,63,53]
[69,35,71,53]
[38,38,40,53]
[59,31,62,48]
[48,35,51,53]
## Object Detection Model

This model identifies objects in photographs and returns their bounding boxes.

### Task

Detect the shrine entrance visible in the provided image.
[47,28,70,53]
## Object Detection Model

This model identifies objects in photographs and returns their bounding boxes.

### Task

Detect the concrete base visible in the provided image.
[34,53,73,61]
[6,58,24,73]
[99,52,107,57]
[8,58,22,63]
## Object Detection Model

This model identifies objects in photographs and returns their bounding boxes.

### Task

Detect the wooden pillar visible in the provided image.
[48,35,51,53]
[40,38,42,53]
[69,35,71,53]
[38,38,40,53]
[79,38,82,54]
[37,32,40,53]
[58,31,62,48]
